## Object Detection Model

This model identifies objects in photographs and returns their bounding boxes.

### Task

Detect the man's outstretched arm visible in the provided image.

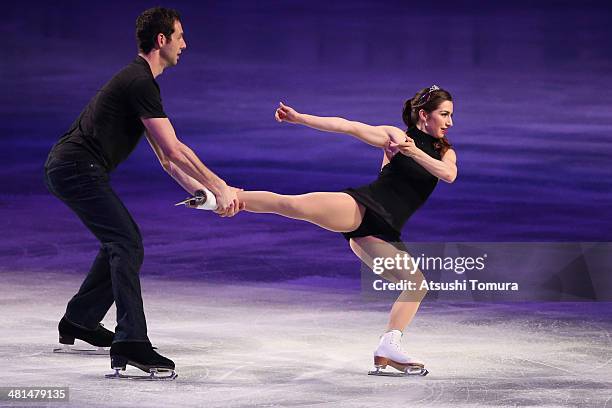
[144,130,205,194]
[142,117,240,216]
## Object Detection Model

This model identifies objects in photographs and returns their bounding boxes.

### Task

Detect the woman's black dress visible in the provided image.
[342,126,442,243]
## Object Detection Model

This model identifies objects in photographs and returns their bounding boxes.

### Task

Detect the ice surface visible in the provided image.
[1,271,610,407]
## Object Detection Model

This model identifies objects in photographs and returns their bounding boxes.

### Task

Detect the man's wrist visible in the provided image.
[208,179,227,196]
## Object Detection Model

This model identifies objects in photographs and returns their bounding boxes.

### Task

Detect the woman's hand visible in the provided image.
[274,102,301,124]
[213,185,245,217]
[383,130,407,159]
[389,136,420,158]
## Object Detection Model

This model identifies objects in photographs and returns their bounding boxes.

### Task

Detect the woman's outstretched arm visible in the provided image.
[275,102,402,148]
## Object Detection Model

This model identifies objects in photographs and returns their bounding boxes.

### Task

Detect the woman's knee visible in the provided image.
[410,270,428,300]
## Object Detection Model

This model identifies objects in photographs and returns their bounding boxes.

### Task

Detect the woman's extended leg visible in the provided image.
[348,236,427,332]
[237,191,365,233]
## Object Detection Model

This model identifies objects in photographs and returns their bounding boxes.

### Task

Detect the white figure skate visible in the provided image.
[175,188,217,210]
[368,330,428,377]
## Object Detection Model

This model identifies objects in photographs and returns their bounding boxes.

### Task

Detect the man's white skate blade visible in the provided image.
[53,343,108,355]
[368,366,429,377]
[105,368,177,381]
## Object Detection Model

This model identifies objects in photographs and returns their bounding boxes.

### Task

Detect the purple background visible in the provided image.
[2,0,612,282]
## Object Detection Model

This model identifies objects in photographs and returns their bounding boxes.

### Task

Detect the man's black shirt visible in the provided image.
[51,56,167,172]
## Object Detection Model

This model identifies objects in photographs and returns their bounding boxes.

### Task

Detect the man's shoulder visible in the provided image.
[113,58,152,82]
[104,59,155,93]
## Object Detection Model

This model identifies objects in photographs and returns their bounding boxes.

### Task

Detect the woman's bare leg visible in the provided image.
[237,191,365,233]
[349,236,427,332]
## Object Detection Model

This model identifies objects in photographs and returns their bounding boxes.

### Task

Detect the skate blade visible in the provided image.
[53,344,108,356]
[105,368,178,381]
[368,366,429,377]
[374,356,424,369]
[174,197,194,206]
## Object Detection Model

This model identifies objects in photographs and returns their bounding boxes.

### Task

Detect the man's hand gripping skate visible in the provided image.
[175,186,245,217]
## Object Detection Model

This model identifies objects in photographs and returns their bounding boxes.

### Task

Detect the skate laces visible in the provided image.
[386,330,402,348]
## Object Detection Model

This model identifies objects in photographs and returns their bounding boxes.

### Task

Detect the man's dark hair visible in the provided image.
[136,7,181,54]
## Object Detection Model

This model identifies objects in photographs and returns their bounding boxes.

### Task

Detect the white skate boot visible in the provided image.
[368,330,428,376]
[175,188,218,210]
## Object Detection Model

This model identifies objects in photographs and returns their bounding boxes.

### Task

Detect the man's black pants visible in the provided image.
[44,155,149,343]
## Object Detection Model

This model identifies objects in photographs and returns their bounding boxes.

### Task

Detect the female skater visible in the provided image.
[187,85,456,375]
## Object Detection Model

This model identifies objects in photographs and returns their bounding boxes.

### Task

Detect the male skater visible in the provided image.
[44,7,240,377]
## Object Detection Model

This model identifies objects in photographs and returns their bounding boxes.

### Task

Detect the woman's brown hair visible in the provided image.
[402,85,453,155]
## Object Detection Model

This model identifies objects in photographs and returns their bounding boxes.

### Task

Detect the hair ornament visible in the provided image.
[413,84,441,108]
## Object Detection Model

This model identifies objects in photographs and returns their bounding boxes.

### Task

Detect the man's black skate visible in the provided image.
[53,316,114,355]
[105,342,177,380]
